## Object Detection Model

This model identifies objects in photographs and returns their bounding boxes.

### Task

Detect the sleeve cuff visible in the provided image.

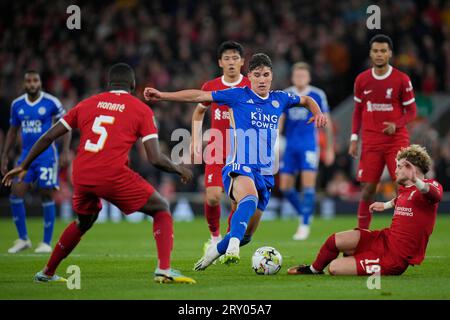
[402,98,415,106]
[354,96,362,103]
[59,118,72,131]
[142,133,158,142]
[350,134,358,141]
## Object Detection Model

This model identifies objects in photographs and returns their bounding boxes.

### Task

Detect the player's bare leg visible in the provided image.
[288,230,360,275]
[35,213,98,283]
[328,257,358,275]
[139,191,195,284]
[358,182,377,229]
[8,181,32,253]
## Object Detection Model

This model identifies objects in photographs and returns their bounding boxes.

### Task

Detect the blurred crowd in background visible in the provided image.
[1,0,449,207]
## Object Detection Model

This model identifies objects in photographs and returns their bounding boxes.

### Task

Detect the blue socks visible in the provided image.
[301,187,315,225]
[10,196,28,240]
[10,196,56,244]
[217,195,258,254]
[283,188,303,218]
[42,201,56,245]
[283,187,316,225]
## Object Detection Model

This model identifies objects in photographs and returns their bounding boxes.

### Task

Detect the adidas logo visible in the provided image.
[246,99,254,104]
[18,109,24,115]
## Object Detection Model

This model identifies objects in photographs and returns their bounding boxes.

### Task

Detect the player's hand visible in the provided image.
[1,154,8,176]
[369,202,385,213]
[403,160,417,183]
[59,151,70,169]
[348,141,359,158]
[177,165,193,184]
[307,114,327,128]
[382,122,396,135]
[143,87,162,101]
[2,166,27,187]
[324,148,335,166]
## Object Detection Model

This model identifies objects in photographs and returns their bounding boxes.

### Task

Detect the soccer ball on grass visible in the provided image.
[251,246,282,275]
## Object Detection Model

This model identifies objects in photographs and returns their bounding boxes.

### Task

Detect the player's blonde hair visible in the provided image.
[291,62,311,73]
[397,144,432,174]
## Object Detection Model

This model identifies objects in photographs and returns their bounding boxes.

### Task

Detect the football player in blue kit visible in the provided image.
[279,62,335,240]
[144,53,327,270]
[1,71,70,253]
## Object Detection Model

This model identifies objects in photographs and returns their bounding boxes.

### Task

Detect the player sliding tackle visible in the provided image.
[144,53,327,270]
[2,63,196,284]
[287,145,442,276]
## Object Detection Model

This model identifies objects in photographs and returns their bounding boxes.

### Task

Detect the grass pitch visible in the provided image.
[0,215,449,300]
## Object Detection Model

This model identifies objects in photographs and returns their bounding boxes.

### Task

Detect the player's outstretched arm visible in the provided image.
[1,126,19,175]
[369,200,394,213]
[190,104,208,163]
[144,87,213,104]
[143,138,193,184]
[300,96,327,128]
[2,122,68,186]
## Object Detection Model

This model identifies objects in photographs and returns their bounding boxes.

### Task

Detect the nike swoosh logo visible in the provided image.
[359,260,365,271]
[364,90,372,95]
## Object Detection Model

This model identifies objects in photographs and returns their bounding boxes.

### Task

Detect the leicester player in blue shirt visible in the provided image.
[144,53,327,270]
[279,62,335,240]
[1,71,70,253]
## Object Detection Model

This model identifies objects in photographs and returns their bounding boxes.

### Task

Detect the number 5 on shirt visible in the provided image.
[84,115,115,152]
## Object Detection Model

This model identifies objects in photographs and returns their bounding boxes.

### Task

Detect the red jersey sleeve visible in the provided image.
[199,82,211,107]
[139,105,159,142]
[423,180,443,204]
[395,74,417,128]
[351,76,363,135]
[60,103,80,130]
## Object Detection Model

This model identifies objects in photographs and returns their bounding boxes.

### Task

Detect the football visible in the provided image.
[251,246,282,275]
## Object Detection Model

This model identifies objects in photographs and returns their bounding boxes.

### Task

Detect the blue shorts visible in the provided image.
[222,163,274,211]
[280,145,319,174]
[17,159,59,189]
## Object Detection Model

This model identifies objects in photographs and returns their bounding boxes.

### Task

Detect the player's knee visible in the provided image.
[10,187,26,198]
[361,184,377,199]
[328,260,338,276]
[39,190,53,202]
[206,191,221,207]
[76,214,97,233]
[240,234,252,247]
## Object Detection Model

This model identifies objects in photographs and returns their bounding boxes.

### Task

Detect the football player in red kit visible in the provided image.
[287,144,442,276]
[349,34,417,229]
[2,63,196,284]
[190,41,250,252]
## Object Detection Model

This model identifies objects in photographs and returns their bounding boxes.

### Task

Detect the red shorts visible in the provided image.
[204,164,224,188]
[357,142,408,183]
[72,169,155,215]
[354,228,409,276]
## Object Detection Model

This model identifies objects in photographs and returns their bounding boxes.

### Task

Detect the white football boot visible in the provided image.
[34,242,52,253]
[222,237,240,265]
[293,225,310,240]
[8,239,32,253]
[194,242,221,271]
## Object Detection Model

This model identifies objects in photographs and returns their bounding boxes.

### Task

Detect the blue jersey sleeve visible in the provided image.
[211,87,242,108]
[9,102,20,127]
[284,91,301,109]
[48,95,66,119]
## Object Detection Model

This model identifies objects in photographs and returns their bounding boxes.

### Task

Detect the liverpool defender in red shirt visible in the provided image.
[190,41,250,252]
[349,34,417,229]
[287,144,442,276]
[2,63,196,284]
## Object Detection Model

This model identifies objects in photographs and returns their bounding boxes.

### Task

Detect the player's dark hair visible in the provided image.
[24,70,40,77]
[108,63,135,91]
[248,53,272,72]
[369,34,393,50]
[218,41,244,59]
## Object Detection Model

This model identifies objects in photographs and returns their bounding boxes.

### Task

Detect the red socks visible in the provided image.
[204,203,221,237]
[226,210,235,233]
[357,200,373,229]
[312,234,339,272]
[153,211,173,270]
[44,221,83,276]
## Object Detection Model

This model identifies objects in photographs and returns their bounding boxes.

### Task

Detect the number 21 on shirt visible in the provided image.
[84,115,115,152]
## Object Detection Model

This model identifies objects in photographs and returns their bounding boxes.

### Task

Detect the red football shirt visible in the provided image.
[60,90,158,185]
[387,179,443,265]
[200,75,250,164]
[352,66,416,145]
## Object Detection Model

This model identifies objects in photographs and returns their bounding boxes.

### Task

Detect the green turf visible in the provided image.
[0,215,449,300]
